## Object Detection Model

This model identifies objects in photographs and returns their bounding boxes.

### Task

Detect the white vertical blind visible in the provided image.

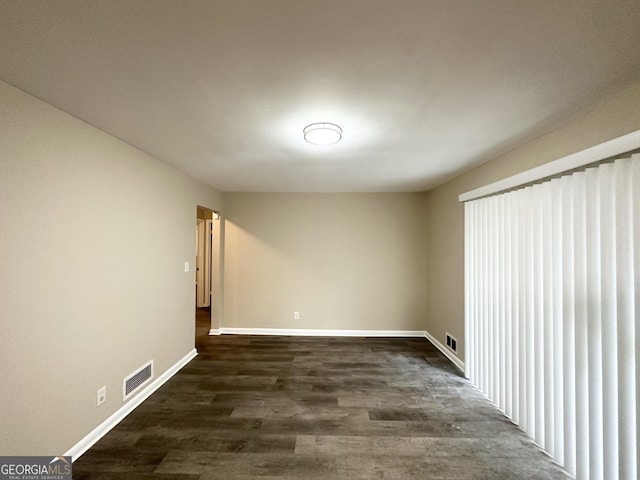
[464,154,639,479]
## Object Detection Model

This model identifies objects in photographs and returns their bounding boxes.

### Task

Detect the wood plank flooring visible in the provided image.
[73,309,570,479]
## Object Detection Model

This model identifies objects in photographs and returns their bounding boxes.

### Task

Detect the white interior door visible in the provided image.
[203,219,213,307]
[196,218,206,307]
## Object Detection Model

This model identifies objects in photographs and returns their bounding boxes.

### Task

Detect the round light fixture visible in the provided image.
[303,122,343,145]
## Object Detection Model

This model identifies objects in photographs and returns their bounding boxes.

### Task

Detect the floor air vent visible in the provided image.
[122,360,153,401]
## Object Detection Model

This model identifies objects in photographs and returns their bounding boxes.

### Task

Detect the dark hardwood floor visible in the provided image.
[73,309,570,479]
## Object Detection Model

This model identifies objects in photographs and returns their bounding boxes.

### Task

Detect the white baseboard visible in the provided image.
[64,331,462,462]
[64,348,197,462]
[219,327,426,337]
[424,330,464,372]
[221,328,464,372]
[217,328,464,372]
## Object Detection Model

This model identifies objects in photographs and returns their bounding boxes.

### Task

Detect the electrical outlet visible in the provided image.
[293,311,300,320]
[97,386,106,407]
[184,261,190,272]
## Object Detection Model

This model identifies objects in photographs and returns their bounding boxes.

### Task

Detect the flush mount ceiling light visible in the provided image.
[303,122,343,145]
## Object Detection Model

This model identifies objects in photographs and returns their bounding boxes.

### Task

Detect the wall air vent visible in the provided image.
[445,333,458,353]
[122,360,153,401]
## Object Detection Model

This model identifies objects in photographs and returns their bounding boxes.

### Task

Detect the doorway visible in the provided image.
[195,206,220,349]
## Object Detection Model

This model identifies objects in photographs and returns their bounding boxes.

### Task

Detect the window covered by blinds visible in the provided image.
[464,154,639,479]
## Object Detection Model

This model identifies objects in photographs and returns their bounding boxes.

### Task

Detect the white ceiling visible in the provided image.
[2,1,640,192]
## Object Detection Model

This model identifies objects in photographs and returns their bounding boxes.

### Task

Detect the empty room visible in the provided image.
[1,1,640,479]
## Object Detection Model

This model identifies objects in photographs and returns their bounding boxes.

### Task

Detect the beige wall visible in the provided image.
[0,80,222,455]
[223,193,427,331]
[424,77,640,363]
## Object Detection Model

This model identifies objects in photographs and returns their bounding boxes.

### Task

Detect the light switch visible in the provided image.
[184,261,190,272]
